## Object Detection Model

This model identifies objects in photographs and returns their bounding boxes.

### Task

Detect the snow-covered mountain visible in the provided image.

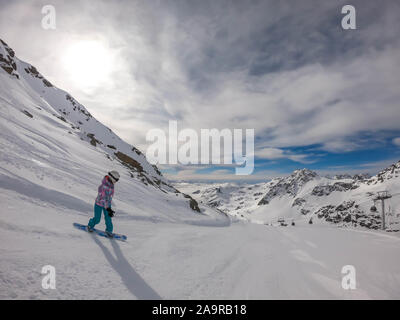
[1,39,400,300]
[0,38,226,224]
[177,163,400,230]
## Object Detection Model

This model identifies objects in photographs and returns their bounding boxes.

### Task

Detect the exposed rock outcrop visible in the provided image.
[258,169,318,205]
[314,200,381,229]
[311,182,359,196]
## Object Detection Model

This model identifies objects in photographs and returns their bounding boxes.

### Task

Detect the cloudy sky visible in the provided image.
[1,0,400,182]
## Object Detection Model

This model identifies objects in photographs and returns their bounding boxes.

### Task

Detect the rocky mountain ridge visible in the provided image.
[177,161,400,230]
[0,38,202,213]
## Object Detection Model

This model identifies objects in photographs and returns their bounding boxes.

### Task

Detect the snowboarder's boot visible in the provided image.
[105,231,114,238]
[87,226,94,233]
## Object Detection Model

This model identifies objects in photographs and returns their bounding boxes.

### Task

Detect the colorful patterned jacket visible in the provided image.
[95,176,114,208]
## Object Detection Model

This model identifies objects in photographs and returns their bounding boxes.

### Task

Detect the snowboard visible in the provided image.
[73,223,127,241]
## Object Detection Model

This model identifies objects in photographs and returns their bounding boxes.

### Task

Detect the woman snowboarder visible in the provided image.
[87,170,120,237]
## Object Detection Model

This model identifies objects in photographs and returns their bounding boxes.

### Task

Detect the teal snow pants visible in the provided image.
[88,204,113,233]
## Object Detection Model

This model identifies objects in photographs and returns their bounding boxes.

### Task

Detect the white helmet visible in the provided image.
[108,170,120,184]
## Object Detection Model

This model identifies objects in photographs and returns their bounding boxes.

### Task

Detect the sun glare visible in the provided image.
[62,40,113,89]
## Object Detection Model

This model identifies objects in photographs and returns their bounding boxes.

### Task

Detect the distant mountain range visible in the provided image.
[176,161,400,230]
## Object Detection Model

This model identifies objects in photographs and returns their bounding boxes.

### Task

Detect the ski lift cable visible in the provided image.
[307,191,399,209]
[336,192,399,207]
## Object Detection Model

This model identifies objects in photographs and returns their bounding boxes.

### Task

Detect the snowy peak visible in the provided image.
[371,160,400,184]
[0,38,161,184]
[0,39,53,88]
[180,162,399,230]
[290,168,319,184]
[293,168,318,178]
[258,168,318,205]
[0,39,19,79]
[22,62,54,88]
[351,173,371,181]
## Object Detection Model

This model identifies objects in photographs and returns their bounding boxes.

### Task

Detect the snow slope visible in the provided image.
[1,191,400,299]
[0,38,225,224]
[1,39,400,300]
[175,181,270,218]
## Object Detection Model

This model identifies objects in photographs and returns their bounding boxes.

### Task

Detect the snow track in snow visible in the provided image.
[1,188,400,299]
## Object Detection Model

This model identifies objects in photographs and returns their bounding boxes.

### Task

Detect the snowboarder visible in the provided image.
[88,170,120,237]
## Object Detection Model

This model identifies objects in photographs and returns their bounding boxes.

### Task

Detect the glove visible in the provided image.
[106,207,115,217]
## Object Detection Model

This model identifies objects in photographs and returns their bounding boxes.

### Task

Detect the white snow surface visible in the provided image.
[1,39,400,300]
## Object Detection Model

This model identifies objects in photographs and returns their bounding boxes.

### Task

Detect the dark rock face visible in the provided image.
[334,174,352,180]
[1,39,15,57]
[56,115,67,122]
[151,165,162,176]
[1,65,14,75]
[0,39,19,79]
[182,193,201,213]
[65,94,92,120]
[114,151,175,201]
[24,65,39,75]
[189,198,201,212]
[208,200,221,208]
[311,182,359,196]
[258,198,269,205]
[343,214,352,223]
[114,151,144,173]
[314,200,381,229]
[258,169,318,206]
[24,65,53,87]
[21,110,33,118]
[132,146,143,156]
[301,208,310,215]
[42,79,53,87]
[86,133,102,147]
[352,173,371,181]
[292,197,306,207]
[336,200,355,212]
[367,160,400,184]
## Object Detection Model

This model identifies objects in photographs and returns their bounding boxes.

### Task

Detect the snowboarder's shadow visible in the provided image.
[92,235,162,299]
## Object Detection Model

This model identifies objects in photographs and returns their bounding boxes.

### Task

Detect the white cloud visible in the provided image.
[2,0,400,157]
[255,148,312,164]
[316,158,400,177]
